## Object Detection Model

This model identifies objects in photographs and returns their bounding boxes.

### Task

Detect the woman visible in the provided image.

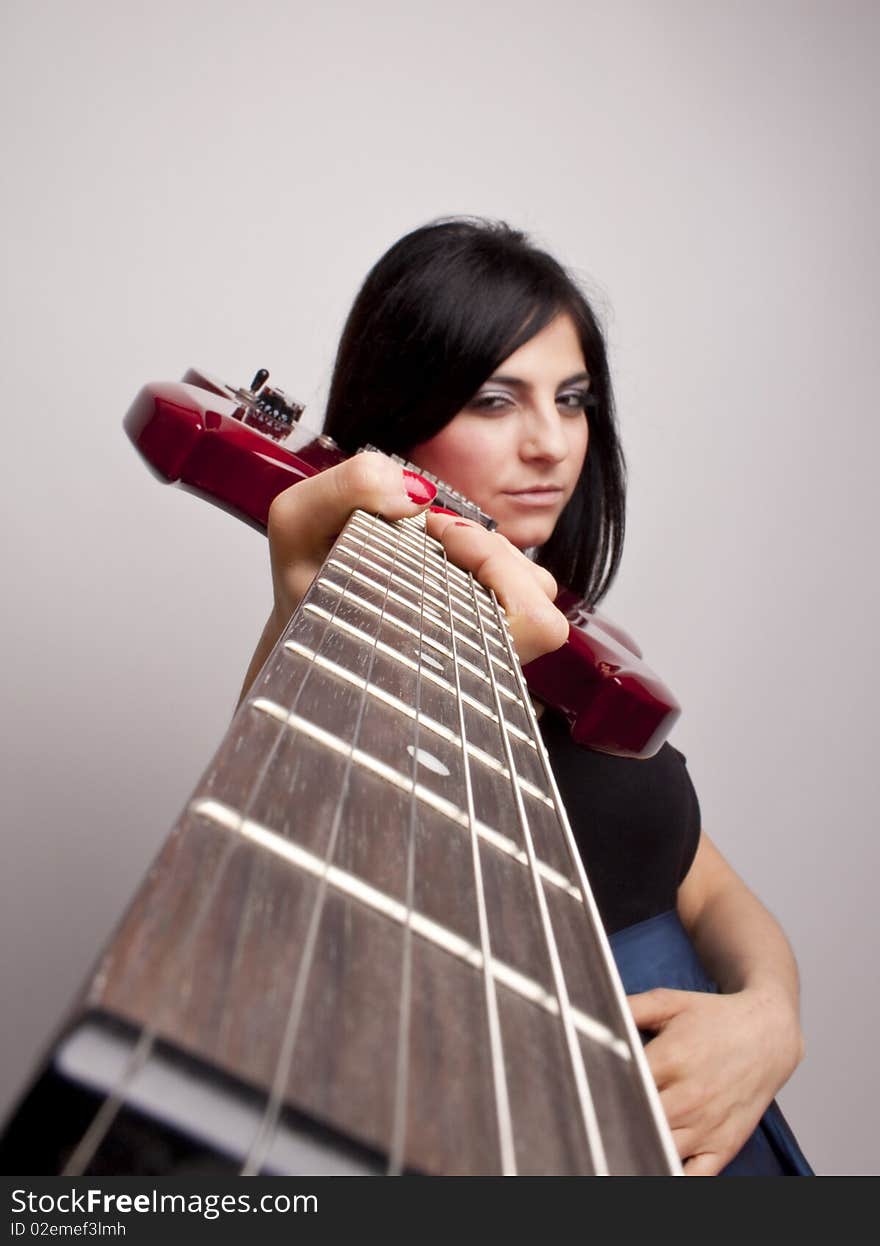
[239,218,811,1176]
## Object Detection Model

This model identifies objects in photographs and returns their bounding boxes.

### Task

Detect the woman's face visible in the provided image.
[409,313,591,550]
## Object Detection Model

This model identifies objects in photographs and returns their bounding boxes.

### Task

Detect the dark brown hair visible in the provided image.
[324,217,626,604]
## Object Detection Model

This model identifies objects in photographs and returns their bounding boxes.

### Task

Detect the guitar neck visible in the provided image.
[5,509,679,1176]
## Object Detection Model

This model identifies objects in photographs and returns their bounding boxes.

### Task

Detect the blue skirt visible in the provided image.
[609,910,813,1176]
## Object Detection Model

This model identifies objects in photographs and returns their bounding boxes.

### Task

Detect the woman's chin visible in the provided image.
[497,515,557,550]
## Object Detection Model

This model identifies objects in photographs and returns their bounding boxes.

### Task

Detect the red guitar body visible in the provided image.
[124,369,680,758]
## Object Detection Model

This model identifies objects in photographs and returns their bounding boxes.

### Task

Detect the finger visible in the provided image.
[643,1039,689,1093]
[426,513,558,599]
[682,1152,723,1177]
[426,516,558,607]
[628,988,688,1032]
[427,519,568,665]
[670,1126,702,1161]
[657,1079,712,1127]
[269,453,436,563]
[531,562,559,600]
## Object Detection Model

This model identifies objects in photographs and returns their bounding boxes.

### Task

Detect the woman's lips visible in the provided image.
[502,487,565,508]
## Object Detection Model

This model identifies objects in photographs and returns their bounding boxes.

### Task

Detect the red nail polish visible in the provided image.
[428,505,459,517]
[402,470,437,505]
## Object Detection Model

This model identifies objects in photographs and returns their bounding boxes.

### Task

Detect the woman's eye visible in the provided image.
[470,393,512,412]
[469,390,593,414]
[557,390,592,412]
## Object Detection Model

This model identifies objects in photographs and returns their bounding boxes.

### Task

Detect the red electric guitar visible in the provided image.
[124,368,679,759]
[0,367,685,1175]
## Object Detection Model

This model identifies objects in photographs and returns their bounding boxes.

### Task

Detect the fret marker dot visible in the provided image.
[406,745,450,777]
[420,653,444,672]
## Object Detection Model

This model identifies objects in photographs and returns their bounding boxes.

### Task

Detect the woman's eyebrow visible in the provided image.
[483,370,591,388]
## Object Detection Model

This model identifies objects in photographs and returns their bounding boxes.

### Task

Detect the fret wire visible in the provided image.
[190,797,626,1055]
[350,513,465,582]
[62,512,373,1175]
[242,510,410,1176]
[393,515,493,588]
[324,556,513,673]
[302,599,539,751]
[391,520,509,630]
[336,535,477,620]
[350,515,504,632]
[250,696,579,898]
[349,522,503,637]
[325,555,452,631]
[282,638,554,809]
[318,569,454,656]
[467,579,609,1177]
[229,519,389,1173]
[339,529,507,645]
[439,547,517,1175]
[382,514,508,629]
[499,613,685,1175]
[336,540,507,656]
[387,514,429,1175]
[315,574,523,707]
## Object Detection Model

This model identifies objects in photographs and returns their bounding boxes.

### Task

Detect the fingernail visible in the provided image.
[428,505,459,517]
[452,521,474,528]
[402,470,437,506]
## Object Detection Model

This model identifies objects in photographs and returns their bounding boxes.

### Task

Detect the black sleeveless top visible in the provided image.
[538,709,702,935]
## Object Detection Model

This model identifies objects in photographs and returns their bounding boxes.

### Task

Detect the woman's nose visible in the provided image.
[520,405,568,462]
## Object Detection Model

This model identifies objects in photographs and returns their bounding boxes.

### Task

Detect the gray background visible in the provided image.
[2,0,877,1176]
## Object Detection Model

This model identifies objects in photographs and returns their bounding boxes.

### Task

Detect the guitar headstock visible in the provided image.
[124,366,494,534]
[181,366,311,445]
[181,366,496,528]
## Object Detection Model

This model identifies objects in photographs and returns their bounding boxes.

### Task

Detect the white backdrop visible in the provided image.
[1,0,877,1176]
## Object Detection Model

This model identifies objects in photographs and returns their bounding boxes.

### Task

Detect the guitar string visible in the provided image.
[499,622,683,1175]
[59,510,667,1175]
[60,1029,155,1177]
[469,582,609,1176]
[325,545,509,664]
[438,542,517,1175]
[259,528,663,1176]
[240,510,406,1175]
[61,515,371,1177]
[386,514,429,1175]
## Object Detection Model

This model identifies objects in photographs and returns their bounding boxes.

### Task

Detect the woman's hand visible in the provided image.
[638,829,807,1175]
[425,510,568,665]
[266,452,434,631]
[628,985,804,1175]
[238,453,568,705]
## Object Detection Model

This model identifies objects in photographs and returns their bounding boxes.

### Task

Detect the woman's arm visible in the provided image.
[628,831,805,1175]
[677,831,804,1015]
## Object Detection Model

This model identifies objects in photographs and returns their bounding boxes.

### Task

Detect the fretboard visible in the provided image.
[74,509,679,1175]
